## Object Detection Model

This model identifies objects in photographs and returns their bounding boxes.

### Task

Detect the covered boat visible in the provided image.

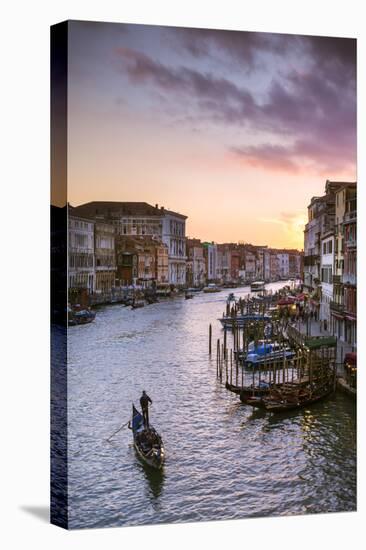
[131,405,165,469]
[251,281,265,292]
[244,344,296,367]
[68,306,96,326]
[219,313,271,329]
[203,283,222,293]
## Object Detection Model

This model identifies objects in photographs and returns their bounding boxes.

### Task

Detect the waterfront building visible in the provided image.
[202,242,218,282]
[68,213,95,298]
[216,244,231,283]
[331,183,357,342]
[115,236,169,288]
[320,232,334,325]
[115,236,139,286]
[303,181,348,314]
[269,251,280,281]
[186,239,206,287]
[342,192,357,348]
[276,251,290,279]
[161,207,187,286]
[94,221,116,293]
[155,241,169,284]
[244,249,256,282]
[230,250,240,282]
[259,248,271,282]
[72,201,187,287]
[303,196,323,294]
[288,251,302,278]
[74,201,164,238]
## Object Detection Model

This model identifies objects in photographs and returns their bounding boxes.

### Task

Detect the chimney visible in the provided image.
[155,204,159,209]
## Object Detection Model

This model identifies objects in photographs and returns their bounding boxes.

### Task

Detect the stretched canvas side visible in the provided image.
[50,20,69,529]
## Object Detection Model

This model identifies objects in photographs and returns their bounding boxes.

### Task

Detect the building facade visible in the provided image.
[320,232,334,325]
[186,239,206,287]
[342,193,357,347]
[161,208,187,286]
[68,213,95,296]
[72,201,187,286]
[94,221,116,293]
[202,242,218,282]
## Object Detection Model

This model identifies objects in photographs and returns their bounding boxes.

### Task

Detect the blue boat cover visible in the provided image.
[132,404,144,432]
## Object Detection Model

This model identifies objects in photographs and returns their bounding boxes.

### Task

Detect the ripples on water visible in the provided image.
[66,283,356,529]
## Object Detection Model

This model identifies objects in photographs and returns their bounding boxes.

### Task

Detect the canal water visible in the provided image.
[67,281,356,529]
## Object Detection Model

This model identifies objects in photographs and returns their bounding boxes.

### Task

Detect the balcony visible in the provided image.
[303,254,320,267]
[344,236,357,248]
[344,210,356,223]
[342,273,357,286]
[330,301,345,314]
[332,275,342,284]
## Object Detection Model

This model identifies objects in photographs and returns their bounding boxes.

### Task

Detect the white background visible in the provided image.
[1,1,364,549]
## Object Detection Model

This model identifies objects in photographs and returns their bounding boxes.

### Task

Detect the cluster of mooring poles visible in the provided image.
[208,294,338,411]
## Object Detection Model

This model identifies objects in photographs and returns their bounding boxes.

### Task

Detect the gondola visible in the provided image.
[263,387,333,412]
[131,300,145,309]
[130,405,165,469]
[245,383,333,412]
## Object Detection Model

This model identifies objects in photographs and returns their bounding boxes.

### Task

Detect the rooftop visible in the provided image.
[72,201,188,220]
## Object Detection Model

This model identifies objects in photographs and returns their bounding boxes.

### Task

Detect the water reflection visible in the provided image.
[67,282,356,528]
[140,463,165,501]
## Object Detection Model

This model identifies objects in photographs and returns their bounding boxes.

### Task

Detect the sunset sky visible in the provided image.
[67,21,356,249]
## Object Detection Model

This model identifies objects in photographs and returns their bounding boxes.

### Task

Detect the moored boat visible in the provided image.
[68,306,96,326]
[130,405,165,469]
[251,281,265,292]
[244,344,296,368]
[203,283,221,293]
[245,381,333,412]
[131,300,145,309]
[219,313,271,329]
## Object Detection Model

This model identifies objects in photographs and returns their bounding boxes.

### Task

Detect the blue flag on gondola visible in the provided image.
[132,405,143,432]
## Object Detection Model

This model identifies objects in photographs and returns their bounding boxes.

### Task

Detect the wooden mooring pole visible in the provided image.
[209,323,212,355]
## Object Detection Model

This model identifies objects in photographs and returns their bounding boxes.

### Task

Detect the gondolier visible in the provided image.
[140,390,152,427]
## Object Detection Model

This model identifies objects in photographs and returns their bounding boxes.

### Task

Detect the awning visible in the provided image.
[277,299,294,306]
[344,352,357,366]
[331,312,344,320]
[345,314,356,321]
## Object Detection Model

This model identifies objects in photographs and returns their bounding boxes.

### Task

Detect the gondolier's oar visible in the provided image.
[106,420,130,442]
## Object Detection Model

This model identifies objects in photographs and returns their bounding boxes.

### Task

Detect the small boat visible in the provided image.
[187,287,202,293]
[185,292,194,299]
[145,295,159,305]
[244,345,296,368]
[246,382,333,412]
[266,387,333,412]
[68,306,96,326]
[131,405,165,469]
[156,284,172,297]
[203,284,222,293]
[219,313,271,329]
[131,300,145,309]
[251,281,265,292]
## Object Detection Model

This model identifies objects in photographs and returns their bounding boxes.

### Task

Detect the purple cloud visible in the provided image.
[114,32,356,177]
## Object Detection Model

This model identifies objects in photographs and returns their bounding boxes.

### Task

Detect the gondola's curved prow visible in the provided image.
[131,404,165,469]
